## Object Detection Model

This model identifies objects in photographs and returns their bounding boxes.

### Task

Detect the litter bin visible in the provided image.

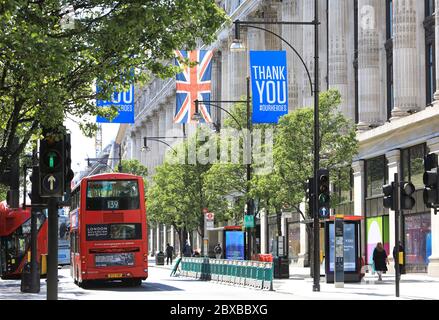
[20,262,40,293]
[155,251,165,265]
[273,256,289,279]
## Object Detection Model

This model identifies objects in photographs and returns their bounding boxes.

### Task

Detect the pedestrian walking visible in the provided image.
[183,240,193,257]
[393,241,405,274]
[214,243,222,259]
[165,243,174,265]
[372,242,388,281]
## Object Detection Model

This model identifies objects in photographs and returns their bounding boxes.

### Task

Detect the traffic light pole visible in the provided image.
[313,0,320,292]
[47,197,58,300]
[394,173,400,298]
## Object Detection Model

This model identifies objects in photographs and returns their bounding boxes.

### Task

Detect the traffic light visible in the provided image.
[63,134,74,194]
[317,169,330,218]
[29,166,46,206]
[400,182,415,210]
[307,177,315,218]
[39,135,65,197]
[423,153,439,209]
[383,182,397,210]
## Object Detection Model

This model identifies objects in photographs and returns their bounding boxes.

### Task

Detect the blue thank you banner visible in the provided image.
[250,51,288,124]
[96,84,135,123]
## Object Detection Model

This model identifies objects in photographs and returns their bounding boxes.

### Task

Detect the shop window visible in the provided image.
[287,222,300,261]
[401,144,427,190]
[365,156,387,198]
[404,213,431,272]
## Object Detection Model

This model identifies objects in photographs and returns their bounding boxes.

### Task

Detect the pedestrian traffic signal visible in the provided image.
[317,169,330,218]
[400,182,415,210]
[39,135,65,197]
[423,153,439,210]
[383,182,397,210]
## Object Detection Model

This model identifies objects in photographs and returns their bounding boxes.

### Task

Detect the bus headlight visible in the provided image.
[144,268,148,273]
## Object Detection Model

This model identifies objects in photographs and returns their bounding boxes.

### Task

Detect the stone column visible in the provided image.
[229,30,247,101]
[434,0,439,103]
[302,0,315,108]
[353,160,365,217]
[391,0,421,118]
[427,137,439,277]
[297,201,308,267]
[158,107,166,164]
[386,149,401,273]
[138,120,146,166]
[220,40,231,123]
[260,208,268,254]
[211,51,222,126]
[352,160,366,262]
[134,128,142,162]
[170,225,175,252]
[263,2,282,51]
[357,0,382,130]
[151,113,160,172]
[329,0,351,120]
[282,0,301,112]
[156,224,160,254]
[163,224,167,252]
[145,119,153,169]
[130,132,137,160]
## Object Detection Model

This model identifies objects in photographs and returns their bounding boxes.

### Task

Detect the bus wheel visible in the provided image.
[79,280,89,289]
[132,279,142,287]
[123,278,142,287]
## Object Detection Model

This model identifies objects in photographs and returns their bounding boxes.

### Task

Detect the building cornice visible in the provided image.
[355,104,439,161]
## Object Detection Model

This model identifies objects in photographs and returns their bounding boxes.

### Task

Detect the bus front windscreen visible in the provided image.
[86,180,140,210]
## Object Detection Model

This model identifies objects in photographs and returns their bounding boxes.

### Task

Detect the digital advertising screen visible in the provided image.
[329,223,356,272]
[224,231,245,260]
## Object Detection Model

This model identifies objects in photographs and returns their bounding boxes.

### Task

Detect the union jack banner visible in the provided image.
[174,50,213,124]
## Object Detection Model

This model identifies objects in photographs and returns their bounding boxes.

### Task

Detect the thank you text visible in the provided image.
[250,51,288,124]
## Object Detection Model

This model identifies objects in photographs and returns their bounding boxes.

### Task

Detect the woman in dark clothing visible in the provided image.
[373,242,388,281]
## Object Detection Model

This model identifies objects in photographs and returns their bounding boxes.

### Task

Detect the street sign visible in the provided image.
[249,50,288,124]
[319,207,329,218]
[42,174,62,196]
[206,221,214,229]
[205,212,214,221]
[244,215,255,228]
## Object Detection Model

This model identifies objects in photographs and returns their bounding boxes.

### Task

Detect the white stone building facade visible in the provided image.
[119,0,439,276]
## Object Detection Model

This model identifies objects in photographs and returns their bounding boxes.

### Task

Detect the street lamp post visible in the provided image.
[142,136,185,155]
[231,0,320,291]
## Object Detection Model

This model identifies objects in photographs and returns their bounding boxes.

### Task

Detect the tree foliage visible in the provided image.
[0,0,228,176]
[273,89,358,215]
[147,127,216,252]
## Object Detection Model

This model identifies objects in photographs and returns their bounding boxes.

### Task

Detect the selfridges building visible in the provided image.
[118,0,439,276]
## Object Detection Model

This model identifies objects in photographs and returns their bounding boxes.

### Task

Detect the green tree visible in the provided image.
[0,0,227,176]
[147,127,216,254]
[274,89,358,216]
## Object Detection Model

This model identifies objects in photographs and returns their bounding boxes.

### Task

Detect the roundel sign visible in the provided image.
[205,212,214,221]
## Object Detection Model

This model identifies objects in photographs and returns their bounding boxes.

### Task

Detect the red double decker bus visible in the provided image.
[70,173,148,287]
[0,202,48,279]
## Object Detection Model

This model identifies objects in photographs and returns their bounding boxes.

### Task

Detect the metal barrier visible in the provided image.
[180,257,274,291]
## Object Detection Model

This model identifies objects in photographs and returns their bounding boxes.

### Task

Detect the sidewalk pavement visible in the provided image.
[149,258,439,300]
